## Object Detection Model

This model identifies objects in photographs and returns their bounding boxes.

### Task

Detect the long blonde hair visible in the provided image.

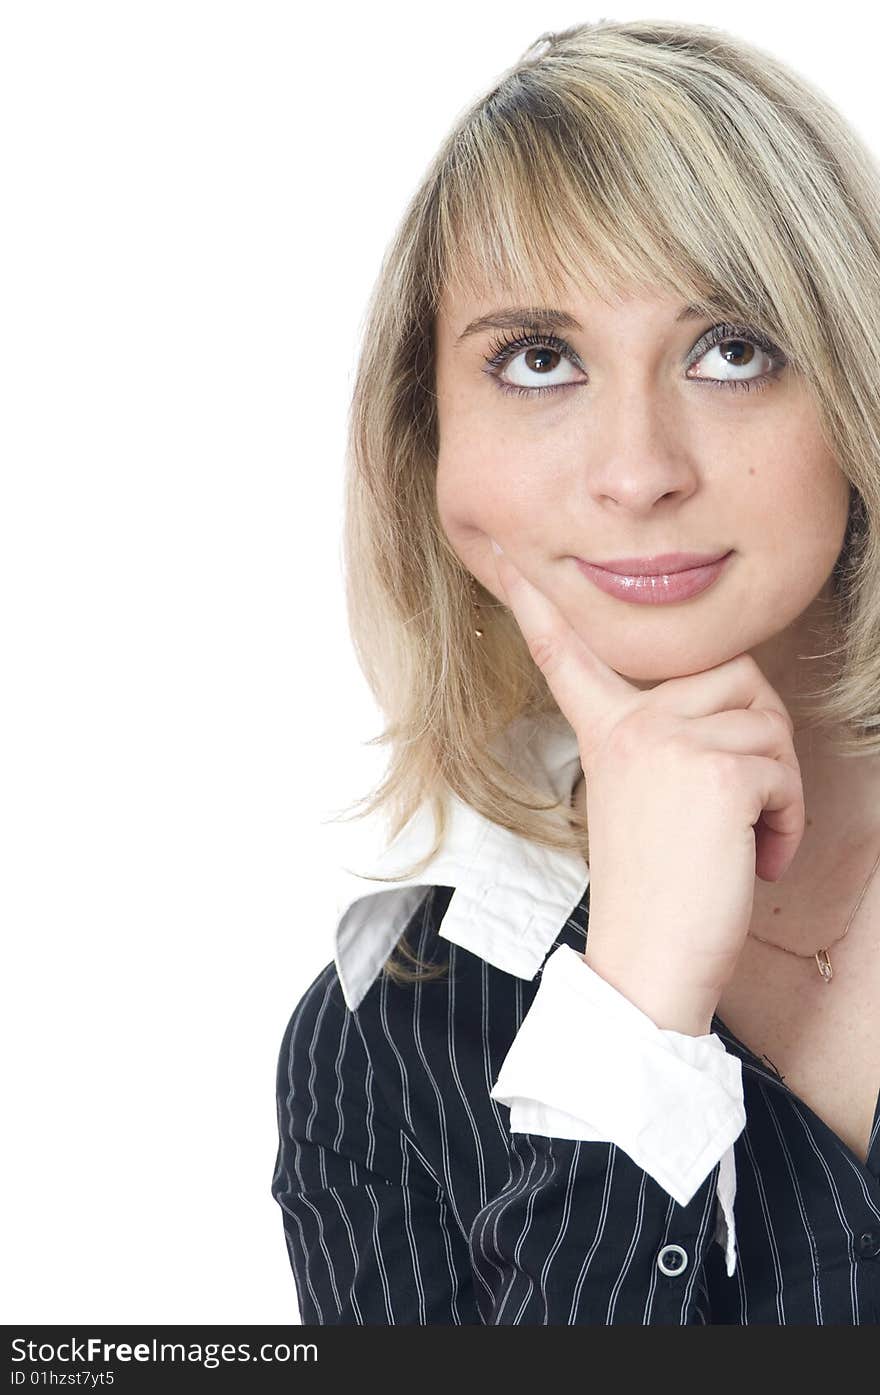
[332,19,880,983]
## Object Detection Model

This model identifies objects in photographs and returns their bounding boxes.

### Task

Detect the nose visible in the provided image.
[584,395,699,515]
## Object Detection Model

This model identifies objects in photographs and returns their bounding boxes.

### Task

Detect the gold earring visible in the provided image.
[469,575,484,639]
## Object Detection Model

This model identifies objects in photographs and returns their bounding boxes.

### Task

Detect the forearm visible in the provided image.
[581,942,719,1038]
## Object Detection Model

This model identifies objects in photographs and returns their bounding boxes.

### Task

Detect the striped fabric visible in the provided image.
[272,883,880,1324]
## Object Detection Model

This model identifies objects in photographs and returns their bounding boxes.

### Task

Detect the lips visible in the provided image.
[574,551,733,605]
[584,551,731,575]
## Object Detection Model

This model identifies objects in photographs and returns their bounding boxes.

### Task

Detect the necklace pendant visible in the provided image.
[815,948,833,983]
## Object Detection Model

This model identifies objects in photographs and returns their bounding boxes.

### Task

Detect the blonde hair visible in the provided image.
[331,18,880,984]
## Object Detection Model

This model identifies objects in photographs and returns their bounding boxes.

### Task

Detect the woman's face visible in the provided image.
[434,279,850,688]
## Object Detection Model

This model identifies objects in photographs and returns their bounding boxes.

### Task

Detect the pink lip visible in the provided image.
[585,551,730,575]
[574,550,734,605]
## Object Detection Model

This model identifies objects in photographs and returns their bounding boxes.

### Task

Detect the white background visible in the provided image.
[2,0,877,1323]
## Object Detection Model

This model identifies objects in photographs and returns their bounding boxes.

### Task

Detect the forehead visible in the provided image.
[435,278,720,352]
[439,265,666,315]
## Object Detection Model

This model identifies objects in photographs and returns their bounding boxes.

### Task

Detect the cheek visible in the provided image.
[771,449,851,577]
[435,414,564,554]
[435,447,523,551]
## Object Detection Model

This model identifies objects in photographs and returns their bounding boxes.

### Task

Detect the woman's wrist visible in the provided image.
[581,944,719,1037]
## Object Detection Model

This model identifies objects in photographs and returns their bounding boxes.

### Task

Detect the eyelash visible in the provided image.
[481,322,789,399]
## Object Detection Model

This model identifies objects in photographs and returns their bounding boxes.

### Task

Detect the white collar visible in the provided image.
[331,713,590,1011]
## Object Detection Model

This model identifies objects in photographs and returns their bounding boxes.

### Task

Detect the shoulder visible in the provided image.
[275,885,455,1076]
[274,887,464,1168]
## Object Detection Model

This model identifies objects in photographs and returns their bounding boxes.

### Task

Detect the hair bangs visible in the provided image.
[434,115,696,311]
[433,80,807,366]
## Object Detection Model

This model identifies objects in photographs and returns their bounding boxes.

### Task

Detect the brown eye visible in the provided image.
[522,346,561,374]
[483,331,584,397]
[686,323,788,393]
[718,338,757,368]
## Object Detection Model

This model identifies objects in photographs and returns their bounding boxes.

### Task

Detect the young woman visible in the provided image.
[271,18,880,1324]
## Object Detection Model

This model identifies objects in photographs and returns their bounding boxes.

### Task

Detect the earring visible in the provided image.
[469,575,484,639]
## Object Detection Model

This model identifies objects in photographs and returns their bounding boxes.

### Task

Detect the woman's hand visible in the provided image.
[488,540,805,1028]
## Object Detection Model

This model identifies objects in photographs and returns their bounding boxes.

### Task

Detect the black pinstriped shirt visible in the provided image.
[271,882,880,1324]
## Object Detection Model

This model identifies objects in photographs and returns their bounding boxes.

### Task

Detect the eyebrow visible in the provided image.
[454,303,713,345]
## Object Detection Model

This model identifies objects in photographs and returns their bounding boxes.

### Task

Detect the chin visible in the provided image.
[612,652,726,687]
[618,673,666,690]
[597,611,757,680]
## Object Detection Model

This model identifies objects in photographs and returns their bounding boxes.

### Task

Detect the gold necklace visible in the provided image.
[748,841,880,984]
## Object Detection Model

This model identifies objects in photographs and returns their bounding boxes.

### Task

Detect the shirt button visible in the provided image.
[657,1243,689,1277]
[856,1228,880,1259]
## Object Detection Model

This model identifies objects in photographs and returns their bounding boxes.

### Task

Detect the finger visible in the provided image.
[687,707,800,773]
[489,538,640,744]
[649,651,795,735]
[742,753,805,882]
[686,707,804,880]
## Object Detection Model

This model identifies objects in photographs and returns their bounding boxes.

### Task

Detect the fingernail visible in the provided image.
[490,538,503,555]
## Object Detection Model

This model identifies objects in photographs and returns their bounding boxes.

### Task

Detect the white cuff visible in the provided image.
[489,943,747,1209]
[715,1141,738,1278]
